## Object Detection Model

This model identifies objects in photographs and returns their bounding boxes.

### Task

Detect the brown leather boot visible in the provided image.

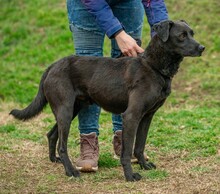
[113,130,149,163]
[76,132,99,172]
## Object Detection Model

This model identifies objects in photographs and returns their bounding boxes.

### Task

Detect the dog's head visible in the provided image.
[152,20,205,57]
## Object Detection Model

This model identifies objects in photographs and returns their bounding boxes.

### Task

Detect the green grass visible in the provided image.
[144,169,168,180]
[0,0,220,193]
[149,107,219,153]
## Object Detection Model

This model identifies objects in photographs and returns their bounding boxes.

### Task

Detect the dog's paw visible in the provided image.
[66,169,80,178]
[126,173,142,182]
[140,161,156,170]
[73,170,80,177]
[50,156,62,163]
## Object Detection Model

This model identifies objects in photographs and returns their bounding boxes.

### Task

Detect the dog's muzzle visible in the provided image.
[198,45,205,52]
[195,44,205,56]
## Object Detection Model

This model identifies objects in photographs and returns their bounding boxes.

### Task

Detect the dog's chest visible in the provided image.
[149,78,172,113]
[161,78,172,99]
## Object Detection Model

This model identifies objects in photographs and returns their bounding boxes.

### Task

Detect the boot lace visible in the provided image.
[80,136,98,160]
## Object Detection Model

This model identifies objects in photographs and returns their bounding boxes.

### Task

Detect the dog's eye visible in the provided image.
[179,32,187,40]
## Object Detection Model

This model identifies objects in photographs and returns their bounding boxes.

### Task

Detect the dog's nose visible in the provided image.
[198,45,205,52]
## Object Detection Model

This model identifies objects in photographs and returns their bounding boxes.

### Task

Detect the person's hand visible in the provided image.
[115,30,144,57]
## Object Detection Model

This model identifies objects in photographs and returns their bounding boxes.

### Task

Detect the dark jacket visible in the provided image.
[68,0,168,38]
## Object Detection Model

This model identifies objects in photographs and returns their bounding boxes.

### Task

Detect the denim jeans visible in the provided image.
[67,0,144,135]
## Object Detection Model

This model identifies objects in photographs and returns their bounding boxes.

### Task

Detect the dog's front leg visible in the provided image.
[121,109,143,181]
[134,113,156,170]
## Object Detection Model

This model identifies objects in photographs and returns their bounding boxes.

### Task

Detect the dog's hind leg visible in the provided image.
[47,123,61,163]
[47,100,83,164]
[55,97,82,177]
[56,105,80,177]
[134,113,156,170]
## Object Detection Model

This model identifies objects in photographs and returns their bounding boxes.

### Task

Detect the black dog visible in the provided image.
[10,20,205,181]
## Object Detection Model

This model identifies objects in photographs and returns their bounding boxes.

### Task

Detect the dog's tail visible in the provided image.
[10,66,51,121]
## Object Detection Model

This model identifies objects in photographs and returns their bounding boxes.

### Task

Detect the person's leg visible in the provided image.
[67,0,105,171]
[70,26,105,172]
[111,0,144,132]
[110,1,149,162]
[71,25,104,136]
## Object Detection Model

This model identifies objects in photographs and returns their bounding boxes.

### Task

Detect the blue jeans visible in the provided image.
[67,0,144,135]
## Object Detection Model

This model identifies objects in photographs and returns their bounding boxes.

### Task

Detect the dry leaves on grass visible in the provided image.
[1,104,220,193]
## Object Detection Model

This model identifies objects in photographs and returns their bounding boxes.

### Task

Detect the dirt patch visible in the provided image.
[0,102,15,126]
[1,104,220,193]
[2,144,219,193]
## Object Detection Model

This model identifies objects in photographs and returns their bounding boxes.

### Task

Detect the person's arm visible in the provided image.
[81,0,144,56]
[142,0,169,37]
[81,0,122,38]
[115,31,144,57]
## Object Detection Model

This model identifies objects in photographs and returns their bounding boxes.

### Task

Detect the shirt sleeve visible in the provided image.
[142,0,169,36]
[81,0,123,38]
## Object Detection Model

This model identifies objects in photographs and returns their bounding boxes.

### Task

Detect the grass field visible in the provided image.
[0,0,220,193]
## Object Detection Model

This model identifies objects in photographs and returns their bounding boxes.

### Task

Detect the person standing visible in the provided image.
[67,0,168,172]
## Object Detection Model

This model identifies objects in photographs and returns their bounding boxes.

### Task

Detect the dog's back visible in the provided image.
[10,20,205,182]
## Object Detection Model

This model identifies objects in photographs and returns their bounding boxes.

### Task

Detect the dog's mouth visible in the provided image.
[184,44,205,57]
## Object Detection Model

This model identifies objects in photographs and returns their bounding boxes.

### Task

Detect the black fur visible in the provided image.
[10,20,205,181]
[10,67,51,120]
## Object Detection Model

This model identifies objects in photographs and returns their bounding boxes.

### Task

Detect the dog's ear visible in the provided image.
[179,20,191,28]
[152,20,174,42]
[180,19,189,25]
